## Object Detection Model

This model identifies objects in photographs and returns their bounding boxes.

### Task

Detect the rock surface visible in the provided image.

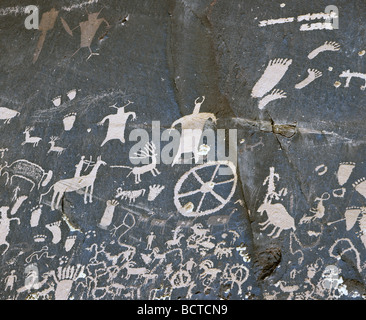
[0,0,365,300]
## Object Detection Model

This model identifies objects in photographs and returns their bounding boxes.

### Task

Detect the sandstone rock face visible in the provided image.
[0,0,364,300]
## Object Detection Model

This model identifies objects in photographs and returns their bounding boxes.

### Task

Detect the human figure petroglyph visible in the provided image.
[40,156,106,210]
[62,7,110,60]
[98,100,136,146]
[171,96,217,166]
[184,258,197,273]
[262,167,287,202]
[146,232,156,250]
[165,226,184,249]
[4,270,17,291]
[300,192,330,224]
[257,167,295,238]
[170,96,217,166]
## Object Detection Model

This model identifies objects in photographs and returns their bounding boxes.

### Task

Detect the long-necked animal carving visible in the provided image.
[40,156,106,210]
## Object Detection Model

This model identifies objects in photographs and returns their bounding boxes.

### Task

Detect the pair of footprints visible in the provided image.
[252,41,341,110]
[31,205,77,251]
[52,90,78,131]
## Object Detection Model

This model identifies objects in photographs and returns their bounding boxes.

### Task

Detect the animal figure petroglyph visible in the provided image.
[40,156,106,210]
[165,226,184,249]
[0,160,53,191]
[115,187,145,203]
[111,142,160,184]
[22,127,42,147]
[47,136,65,156]
[214,241,234,259]
[339,70,366,90]
[257,167,295,238]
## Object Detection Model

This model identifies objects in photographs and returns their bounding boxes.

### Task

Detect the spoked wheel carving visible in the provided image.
[174,161,237,217]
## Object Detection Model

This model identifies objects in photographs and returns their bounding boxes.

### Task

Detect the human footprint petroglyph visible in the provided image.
[63,113,77,131]
[147,185,165,201]
[336,162,355,186]
[45,221,62,244]
[307,41,340,59]
[353,178,366,199]
[295,69,323,89]
[251,58,292,99]
[258,89,287,110]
